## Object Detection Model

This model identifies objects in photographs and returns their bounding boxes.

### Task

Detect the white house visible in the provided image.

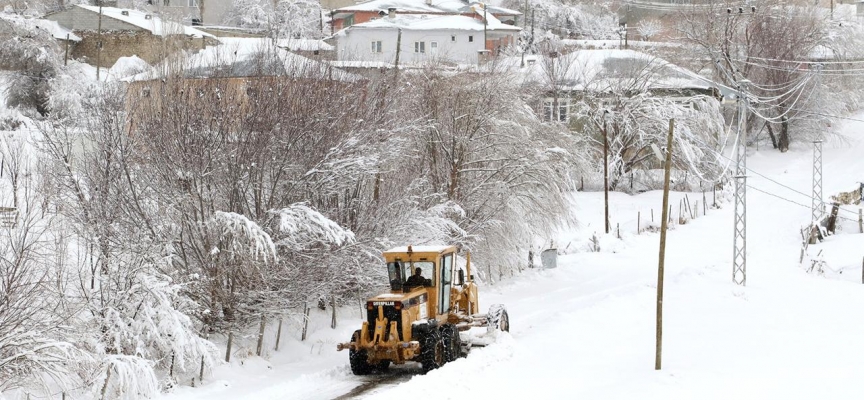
[335,10,520,66]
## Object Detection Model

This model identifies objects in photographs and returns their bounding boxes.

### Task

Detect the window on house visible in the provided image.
[430,41,438,53]
[451,35,456,42]
[371,40,382,53]
[468,35,473,42]
[141,87,151,97]
[188,0,197,6]
[543,98,569,122]
[163,0,170,6]
[414,41,425,53]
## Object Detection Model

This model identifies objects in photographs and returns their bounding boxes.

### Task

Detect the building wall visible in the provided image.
[116,0,232,25]
[338,27,491,65]
[45,7,144,31]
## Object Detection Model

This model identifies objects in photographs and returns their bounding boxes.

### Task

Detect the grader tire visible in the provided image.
[487,304,510,333]
[441,324,461,362]
[420,330,445,373]
[375,360,391,372]
[348,330,372,375]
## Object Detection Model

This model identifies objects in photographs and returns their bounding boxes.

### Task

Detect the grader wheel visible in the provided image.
[487,304,510,333]
[348,330,372,375]
[441,324,461,362]
[420,330,445,373]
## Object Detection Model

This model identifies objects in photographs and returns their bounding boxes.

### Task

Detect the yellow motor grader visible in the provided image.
[336,245,509,374]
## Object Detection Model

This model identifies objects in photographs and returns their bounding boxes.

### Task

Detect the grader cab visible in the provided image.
[336,245,509,374]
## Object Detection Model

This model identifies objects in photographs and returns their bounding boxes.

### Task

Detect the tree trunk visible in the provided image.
[778,117,790,152]
[764,122,778,149]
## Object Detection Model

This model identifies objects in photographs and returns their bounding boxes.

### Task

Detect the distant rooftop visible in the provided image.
[340,13,520,32]
[75,5,214,38]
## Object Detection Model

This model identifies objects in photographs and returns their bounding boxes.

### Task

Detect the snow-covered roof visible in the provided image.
[75,5,214,38]
[276,38,335,52]
[340,14,520,33]
[338,0,521,15]
[34,19,81,41]
[501,49,721,93]
[129,38,359,82]
[384,245,455,254]
[328,60,397,69]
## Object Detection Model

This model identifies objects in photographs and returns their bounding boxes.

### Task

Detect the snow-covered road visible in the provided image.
[164,115,864,400]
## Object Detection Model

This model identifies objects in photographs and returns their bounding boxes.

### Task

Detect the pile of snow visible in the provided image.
[107,56,150,81]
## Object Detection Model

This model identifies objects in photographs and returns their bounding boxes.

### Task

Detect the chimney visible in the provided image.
[388,7,396,18]
[426,0,433,5]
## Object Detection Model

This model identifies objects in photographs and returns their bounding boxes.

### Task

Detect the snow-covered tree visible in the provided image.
[0,12,61,115]
[566,56,727,191]
[636,19,662,41]
[225,0,323,38]
[677,0,863,151]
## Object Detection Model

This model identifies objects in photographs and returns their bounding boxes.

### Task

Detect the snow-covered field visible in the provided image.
[161,116,864,400]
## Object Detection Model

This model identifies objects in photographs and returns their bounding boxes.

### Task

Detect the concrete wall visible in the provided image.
[45,7,143,31]
[338,27,491,65]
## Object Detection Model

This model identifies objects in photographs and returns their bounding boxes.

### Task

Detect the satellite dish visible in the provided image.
[651,143,664,161]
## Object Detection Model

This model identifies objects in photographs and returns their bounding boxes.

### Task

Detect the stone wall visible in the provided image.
[72,31,213,68]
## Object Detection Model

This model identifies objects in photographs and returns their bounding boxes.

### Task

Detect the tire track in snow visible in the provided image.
[332,366,417,399]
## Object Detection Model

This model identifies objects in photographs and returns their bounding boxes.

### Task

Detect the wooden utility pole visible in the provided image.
[483,4,488,51]
[64,34,69,65]
[603,113,610,234]
[393,28,402,83]
[656,118,674,371]
[96,1,103,81]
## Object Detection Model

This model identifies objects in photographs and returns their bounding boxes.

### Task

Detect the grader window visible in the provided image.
[387,261,434,291]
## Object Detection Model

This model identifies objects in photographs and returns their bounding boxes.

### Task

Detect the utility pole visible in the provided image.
[812,139,824,224]
[96,0,103,81]
[393,28,402,83]
[732,82,749,286]
[656,118,674,371]
[483,4,488,53]
[603,111,610,234]
[624,23,628,49]
[531,10,535,44]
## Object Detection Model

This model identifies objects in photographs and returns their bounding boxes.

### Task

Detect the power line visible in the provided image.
[687,134,861,218]
[740,54,864,66]
[785,108,864,124]
[747,185,859,223]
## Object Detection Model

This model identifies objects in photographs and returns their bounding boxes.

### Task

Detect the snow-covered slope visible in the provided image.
[162,114,864,400]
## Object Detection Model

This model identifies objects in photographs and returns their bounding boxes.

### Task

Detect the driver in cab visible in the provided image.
[404,267,430,289]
